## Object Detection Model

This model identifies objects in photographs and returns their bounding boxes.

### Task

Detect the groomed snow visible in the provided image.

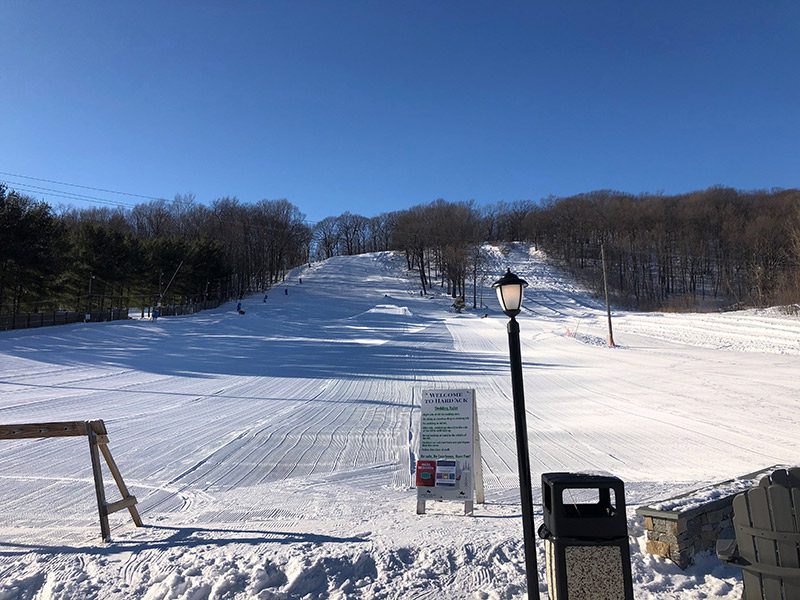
[0,246,798,599]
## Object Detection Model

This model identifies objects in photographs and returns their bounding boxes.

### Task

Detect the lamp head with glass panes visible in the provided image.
[492,269,529,317]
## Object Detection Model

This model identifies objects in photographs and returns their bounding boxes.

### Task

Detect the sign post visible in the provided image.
[416,389,484,515]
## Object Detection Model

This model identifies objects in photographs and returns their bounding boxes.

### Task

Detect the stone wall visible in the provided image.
[635,466,779,569]
[640,503,734,568]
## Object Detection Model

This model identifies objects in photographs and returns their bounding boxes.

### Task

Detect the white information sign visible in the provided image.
[415,389,483,514]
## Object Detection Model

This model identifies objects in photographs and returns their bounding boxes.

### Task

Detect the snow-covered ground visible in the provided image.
[0,245,798,599]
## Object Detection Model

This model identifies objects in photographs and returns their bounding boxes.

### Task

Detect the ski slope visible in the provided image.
[0,246,798,599]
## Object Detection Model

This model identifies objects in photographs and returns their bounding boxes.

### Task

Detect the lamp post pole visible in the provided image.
[493,269,540,600]
[506,315,540,600]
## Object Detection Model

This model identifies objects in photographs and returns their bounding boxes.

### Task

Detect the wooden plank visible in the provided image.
[98,443,143,527]
[106,496,138,515]
[87,426,111,542]
[788,468,800,487]
[88,420,108,435]
[0,421,87,439]
[769,484,800,598]
[98,443,132,501]
[734,493,762,599]
[771,469,790,487]
[748,486,782,599]
[793,487,800,593]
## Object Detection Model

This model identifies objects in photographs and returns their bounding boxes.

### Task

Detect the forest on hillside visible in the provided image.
[2,183,799,315]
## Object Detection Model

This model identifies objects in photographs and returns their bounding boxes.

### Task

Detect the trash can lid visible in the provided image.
[543,472,623,486]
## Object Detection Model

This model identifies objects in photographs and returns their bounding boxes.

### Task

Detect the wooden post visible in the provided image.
[601,241,616,347]
[98,442,142,526]
[87,423,111,542]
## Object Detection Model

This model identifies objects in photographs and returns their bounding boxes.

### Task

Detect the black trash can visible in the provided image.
[538,472,633,600]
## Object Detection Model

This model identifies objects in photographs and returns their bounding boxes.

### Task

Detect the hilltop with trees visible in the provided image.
[2,183,799,315]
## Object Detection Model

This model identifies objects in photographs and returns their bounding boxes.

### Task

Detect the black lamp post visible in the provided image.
[492,268,540,600]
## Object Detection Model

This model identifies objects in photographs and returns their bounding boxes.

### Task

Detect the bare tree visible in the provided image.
[313,216,340,260]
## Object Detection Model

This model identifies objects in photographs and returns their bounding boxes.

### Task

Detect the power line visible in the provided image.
[2,180,140,208]
[0,170,164,201]
[3,182,136,209]
[5,181,320,234]
[2,171,319,225]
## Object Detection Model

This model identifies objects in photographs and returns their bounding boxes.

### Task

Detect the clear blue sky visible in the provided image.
[1,2,798,223]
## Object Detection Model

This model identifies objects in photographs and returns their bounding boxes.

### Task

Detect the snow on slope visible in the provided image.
[0,248,798,599]
[485,243,800,356]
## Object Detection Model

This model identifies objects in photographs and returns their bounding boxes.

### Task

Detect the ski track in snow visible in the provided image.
[0,247,797,598]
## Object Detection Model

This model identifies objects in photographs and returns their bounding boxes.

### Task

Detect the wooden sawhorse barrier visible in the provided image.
[0,420,142,542]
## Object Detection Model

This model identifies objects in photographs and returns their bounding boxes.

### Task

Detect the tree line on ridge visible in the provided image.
[1,182,799,315]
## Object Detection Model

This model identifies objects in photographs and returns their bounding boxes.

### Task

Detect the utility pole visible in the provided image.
[84,273,96,323]
[473,260,478,309]
[601,241,615,347]
[88,273,95,312]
